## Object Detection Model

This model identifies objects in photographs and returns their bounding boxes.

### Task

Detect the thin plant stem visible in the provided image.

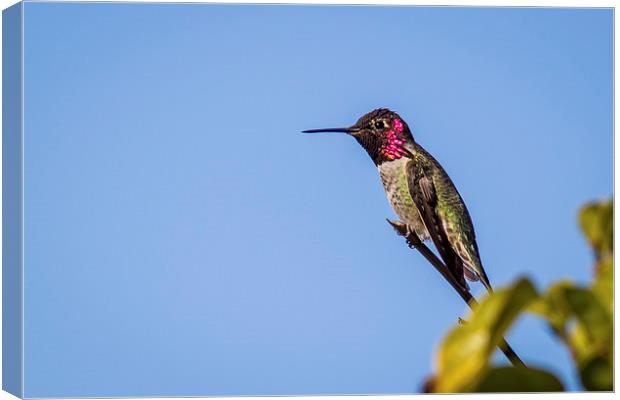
[387,219,525,368]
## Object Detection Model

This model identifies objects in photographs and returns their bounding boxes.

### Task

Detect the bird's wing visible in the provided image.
[405,159,468,290]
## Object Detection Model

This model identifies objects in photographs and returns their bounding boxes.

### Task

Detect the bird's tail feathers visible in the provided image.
[481,277,494,293]
[463,263,494,294]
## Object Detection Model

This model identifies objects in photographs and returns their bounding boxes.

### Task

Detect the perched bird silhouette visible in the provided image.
[304,108,493,293]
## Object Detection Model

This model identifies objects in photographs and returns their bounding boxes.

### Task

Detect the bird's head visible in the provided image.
[303,108,415,165]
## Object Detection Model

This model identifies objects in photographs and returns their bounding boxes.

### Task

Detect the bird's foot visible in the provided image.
[386,219,422,249]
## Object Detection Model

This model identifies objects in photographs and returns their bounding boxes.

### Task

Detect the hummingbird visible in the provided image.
[304,108,492,293]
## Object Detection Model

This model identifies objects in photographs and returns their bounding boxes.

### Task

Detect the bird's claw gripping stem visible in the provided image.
[386,219,422,249]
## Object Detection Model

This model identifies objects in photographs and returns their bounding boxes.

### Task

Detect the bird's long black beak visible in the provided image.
[302,127,359,134]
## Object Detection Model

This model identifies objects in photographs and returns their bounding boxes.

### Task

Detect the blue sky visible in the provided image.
[21,3,612,397]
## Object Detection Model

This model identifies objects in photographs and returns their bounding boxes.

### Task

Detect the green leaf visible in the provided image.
[579,200,613,258]
[527,280,574,335]
[591,256,613,314]
[579,355,613,391]
[563,287,612,352]
[433,278,537,392]
[530,281,613,391]
[472,366,564,392]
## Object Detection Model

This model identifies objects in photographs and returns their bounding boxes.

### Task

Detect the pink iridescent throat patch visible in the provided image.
[382,119,406,160]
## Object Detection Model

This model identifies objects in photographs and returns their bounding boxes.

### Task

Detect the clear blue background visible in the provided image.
[22,3,612,397]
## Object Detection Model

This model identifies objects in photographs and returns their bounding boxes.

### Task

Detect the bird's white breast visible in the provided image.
[378,158,430,240]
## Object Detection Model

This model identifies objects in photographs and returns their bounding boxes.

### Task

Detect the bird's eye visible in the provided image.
[374,120,385,129]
